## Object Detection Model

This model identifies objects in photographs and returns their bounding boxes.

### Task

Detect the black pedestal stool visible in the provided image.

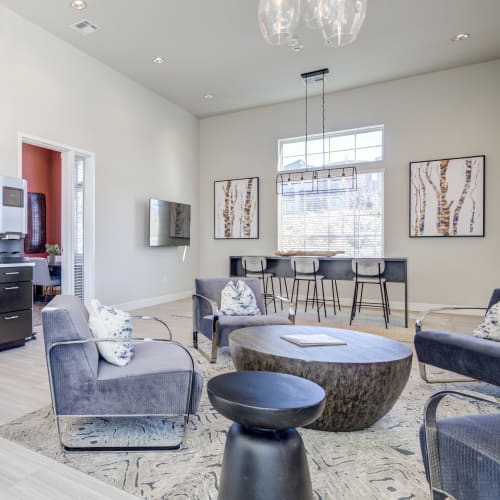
[207,371,326,500]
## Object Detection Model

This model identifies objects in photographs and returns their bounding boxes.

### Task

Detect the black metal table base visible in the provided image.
[218,423,313,500]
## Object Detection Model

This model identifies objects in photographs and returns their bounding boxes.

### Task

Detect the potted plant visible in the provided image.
[45,243,60,264]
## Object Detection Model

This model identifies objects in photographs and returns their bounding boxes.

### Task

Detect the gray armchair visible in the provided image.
[420,390,500,500]
[42,295,203,451]
[415,288,500,384]
[192,277,294,363]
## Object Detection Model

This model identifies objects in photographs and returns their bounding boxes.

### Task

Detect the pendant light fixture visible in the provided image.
[258,0,301,46]
[302,0,321,29]
[258,0,367,47]
[318,0,367,47]
[276,68,357,196]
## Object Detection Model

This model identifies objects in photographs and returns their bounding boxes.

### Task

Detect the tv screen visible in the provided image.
[149,198,190,247]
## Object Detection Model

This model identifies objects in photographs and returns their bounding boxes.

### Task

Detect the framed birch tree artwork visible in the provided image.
[409,155,485,237]
[214,177,259,239]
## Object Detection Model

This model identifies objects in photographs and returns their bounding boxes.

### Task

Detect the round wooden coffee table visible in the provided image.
[229,325,413,431]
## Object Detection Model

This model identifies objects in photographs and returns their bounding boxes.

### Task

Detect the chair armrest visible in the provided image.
[47,337,196,383]
[424,389,500,426]
[423,390,500,496]
[192,293,219,331]
[130,315,172,340]
[192,294,218,315]
[48,337,194,363]
[415,307,486,332]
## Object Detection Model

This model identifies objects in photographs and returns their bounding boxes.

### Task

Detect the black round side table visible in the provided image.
[207,371,326,500]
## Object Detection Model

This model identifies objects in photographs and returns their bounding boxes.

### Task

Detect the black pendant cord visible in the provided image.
[322,75,326,168]
[276,67,357,197]
[305,77,308,174]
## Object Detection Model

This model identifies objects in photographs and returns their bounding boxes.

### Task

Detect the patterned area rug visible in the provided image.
[1,339,499,500]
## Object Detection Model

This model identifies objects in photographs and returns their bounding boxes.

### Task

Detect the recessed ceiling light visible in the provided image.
[152,56,166,64]
[204,93,214,100]
[451,33,471,42]
[71,0,87,10]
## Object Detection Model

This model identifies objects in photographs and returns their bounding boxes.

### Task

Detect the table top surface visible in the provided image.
[229,325,412,364]
[230,255,407,262]
[207,371,325,411]
[0,262,34,268]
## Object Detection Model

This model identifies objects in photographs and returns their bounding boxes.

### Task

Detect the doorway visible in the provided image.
[18,134,95,307]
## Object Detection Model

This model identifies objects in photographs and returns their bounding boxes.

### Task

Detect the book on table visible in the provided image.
[280,334,347,347]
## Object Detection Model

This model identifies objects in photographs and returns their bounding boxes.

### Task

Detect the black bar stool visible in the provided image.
[242,256,279,313]
[349,259,390,328]
[290,257,327,322]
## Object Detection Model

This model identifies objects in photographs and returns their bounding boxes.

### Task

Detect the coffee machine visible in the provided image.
[0,175,28,261]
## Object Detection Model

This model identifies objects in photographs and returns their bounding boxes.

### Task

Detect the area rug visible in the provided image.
[1,340,498,500]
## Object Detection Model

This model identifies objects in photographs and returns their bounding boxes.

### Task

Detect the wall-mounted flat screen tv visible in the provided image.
[149,198,191,247]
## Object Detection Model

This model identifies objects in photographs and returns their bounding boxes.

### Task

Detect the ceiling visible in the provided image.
[2,0,500,117]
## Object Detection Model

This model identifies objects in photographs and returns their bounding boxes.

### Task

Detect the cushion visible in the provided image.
[473,302,500,341]
[220,280,261,316]
[414,329,500,386]
[89,299,134,366]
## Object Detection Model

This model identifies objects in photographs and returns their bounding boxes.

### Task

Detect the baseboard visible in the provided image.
[113,290,482,316]
[113,290,193,312]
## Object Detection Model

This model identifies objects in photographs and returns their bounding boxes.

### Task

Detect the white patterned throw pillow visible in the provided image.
[473,302,500,342]
[220,280,262,316]
[89,299,134,366]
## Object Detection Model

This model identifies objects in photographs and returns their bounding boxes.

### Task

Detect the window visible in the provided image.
[73,156,85,301]
[280,125,383,170]
[278,126,384,257]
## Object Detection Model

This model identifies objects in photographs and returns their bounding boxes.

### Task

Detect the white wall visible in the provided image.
[0,6,199,307]
[200,60,500,308]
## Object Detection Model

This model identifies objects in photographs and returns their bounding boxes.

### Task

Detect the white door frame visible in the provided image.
[18,132,96,306]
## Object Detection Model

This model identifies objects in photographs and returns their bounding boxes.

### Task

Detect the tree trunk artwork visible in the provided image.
[222,180,236,238]
[243,178,255,238]
[452,159,472,236]
[417,167,427,235]
[409,156,484,237]
[469,169,481,233]
[215,177,259,239]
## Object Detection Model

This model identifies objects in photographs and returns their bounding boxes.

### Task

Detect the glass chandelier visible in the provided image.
[275,68,357,196]
[258,0,367,48]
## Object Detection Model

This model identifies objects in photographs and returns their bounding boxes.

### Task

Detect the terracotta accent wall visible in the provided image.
[22,143,62,257]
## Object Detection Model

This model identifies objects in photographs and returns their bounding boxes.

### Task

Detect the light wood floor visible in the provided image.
[0,298,481,499]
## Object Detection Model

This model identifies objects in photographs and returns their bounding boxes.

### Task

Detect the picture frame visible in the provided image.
[214,177,259,239]
[409,155,485,237]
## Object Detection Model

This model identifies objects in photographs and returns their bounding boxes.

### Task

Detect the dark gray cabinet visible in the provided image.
[0,266,33,350]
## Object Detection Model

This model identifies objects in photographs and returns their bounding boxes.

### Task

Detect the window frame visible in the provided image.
[278,124,384,172]
[277,125,385,256]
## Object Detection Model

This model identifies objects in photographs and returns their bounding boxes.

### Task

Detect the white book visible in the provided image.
[280,334,347,347]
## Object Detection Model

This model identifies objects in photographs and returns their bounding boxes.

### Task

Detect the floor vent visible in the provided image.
[70,19,100,36]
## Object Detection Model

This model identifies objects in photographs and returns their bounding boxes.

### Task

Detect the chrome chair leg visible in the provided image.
[330,280,337,315]
[320,279,327,318]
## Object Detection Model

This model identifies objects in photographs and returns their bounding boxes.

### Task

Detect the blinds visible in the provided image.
[279,170,384,257]
[73,156,85,301]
